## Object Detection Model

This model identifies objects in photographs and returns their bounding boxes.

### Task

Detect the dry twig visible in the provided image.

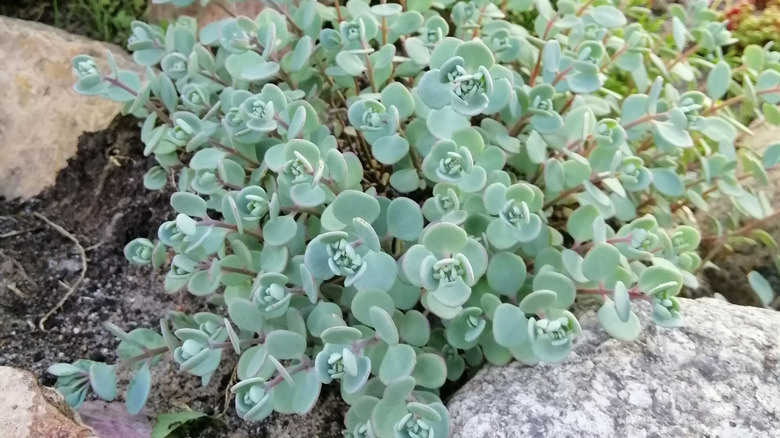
[221,365,239,416]
[6,283,30,299]
[34,212,87,331]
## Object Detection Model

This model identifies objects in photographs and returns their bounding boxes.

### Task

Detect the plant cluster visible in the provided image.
[52,0,780,435]
[723,0,780,49]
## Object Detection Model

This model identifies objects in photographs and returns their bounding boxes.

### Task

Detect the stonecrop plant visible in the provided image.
[52,0,780,435]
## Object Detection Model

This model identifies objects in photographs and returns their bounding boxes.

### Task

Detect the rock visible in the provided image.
[78,401,153,438]
[148,1,266,28]
[447,298,780,438]
[0,17,138,200]
[0,366,98,438]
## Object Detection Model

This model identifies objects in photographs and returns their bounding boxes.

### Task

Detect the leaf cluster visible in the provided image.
[52,0,780,435]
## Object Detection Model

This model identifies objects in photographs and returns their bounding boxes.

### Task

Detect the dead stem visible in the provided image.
[34,213,87,331]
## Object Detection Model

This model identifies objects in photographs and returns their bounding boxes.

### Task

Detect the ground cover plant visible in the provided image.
[51,0,780,435]
[722,0,780,50]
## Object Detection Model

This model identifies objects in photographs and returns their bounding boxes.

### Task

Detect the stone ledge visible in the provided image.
[448,298,780,437]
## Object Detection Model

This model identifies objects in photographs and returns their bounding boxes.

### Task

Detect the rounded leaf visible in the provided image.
[421,222,468,255]
[492,303,529,348]
[89,363,117,402]
[379,344,416,384]
[125,364,152,415]
[321,326,363,344]
[332,190,381,225]
[486,252,526,296]
[532,271,575,309]
[411,352,447,389]
[597,298,641,341]
[351,289,395,326]
[519,290,557,314]
[352,251,398,292]
[399,310,430,347]
[387,197,424,241]
[748,271,775,307]
[582,244,620,282]
[265,330,307,360]
[370,306,399,346]
[707,61,731,100]
[170,192,207,218]
[372,135,409,165]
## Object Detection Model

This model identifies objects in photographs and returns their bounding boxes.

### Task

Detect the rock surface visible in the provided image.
[0,366,97,438]
[148,1,265,28]
[0,17,137,199]
[447,297,780,438]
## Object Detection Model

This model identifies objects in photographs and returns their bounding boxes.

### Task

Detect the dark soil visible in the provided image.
[0,116,345,438]
[698,241,780,308]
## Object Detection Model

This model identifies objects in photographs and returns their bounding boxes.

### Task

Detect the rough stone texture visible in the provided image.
[0,16,138,200]
[0,366,98,438]
[148,1,265,28]
[448,298,780,438]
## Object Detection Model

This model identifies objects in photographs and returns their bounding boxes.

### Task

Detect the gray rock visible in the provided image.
[0,366,98,438]
[447,298,780,438]
[0,17,139,199]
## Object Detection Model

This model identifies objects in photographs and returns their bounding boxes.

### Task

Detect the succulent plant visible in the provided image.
[51,0,780,435]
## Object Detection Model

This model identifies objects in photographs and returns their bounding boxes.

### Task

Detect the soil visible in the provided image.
[0,116,345,438]
[696,233,780,308]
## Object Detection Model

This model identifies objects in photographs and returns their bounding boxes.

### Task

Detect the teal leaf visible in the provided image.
[650,168,684,197]
[321,326,363,344]
[170,192,207,218]
[492,303,529,348]
[89,363,117,401]
[225,51,280,81]
[533,270,575,308]
[748,271,776,307]
[263,216,298,246]
[655,121,693,148]
[290,36,313,72]
[353,218,381,252]
[387,197,424,241]
[582,244,620,282]
[370,307,399,346]
[290,184,326,208]
[372,135,409,165]
[411,352,447,388]
[672,16,686,51]
[126,364,152,415]
[265,330,307,360]
[332,190,381,225]
[486,252,526,296]
[399,310,430,347]
[589,5,627,28]
[421,222,468,255]
[351,289,396,326]
[379,344,416,384]
[707,61,731,100]
[597,299,641,341]
[381,82,416,119]
[352,251,398,292]
[335,51,366,76]
[519,290,557,314]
